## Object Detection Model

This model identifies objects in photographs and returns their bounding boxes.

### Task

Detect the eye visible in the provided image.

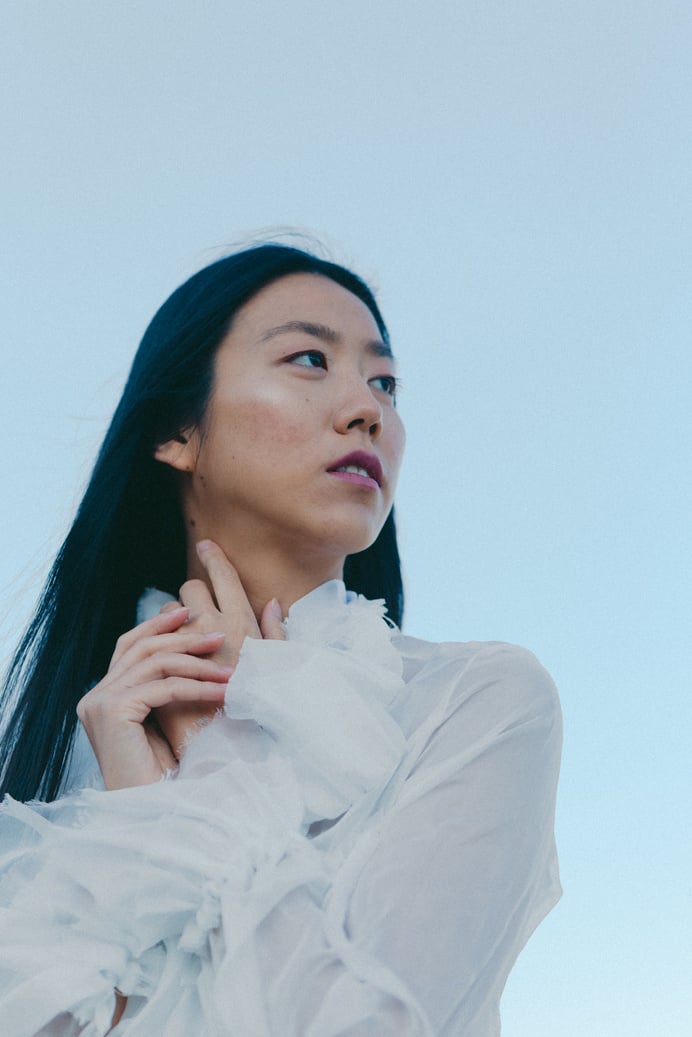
[287,350,328,370]
[370,374,399,399]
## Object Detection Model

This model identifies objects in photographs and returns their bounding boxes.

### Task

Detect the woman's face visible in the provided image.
[159,273,405,565]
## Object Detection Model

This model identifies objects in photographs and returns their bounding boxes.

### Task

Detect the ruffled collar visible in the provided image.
[139,579,401,689]
[173,578,407,824]
[140,578,367,622]
[283,581,403,694]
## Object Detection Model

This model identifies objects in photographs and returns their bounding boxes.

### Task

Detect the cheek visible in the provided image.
[245,396,315,454]
[387,414,407,473]
[202,393,315,474]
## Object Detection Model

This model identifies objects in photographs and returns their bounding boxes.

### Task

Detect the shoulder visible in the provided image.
[394,632,561,731]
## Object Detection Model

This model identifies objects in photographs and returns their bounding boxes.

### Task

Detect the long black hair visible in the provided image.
[0,244,404,803]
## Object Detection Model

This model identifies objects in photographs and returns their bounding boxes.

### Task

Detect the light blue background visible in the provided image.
[1,3,690,1034]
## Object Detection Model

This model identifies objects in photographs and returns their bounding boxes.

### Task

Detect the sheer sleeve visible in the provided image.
[218,642,562,1036]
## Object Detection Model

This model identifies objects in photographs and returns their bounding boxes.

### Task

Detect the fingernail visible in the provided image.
[196,540,214,555]
[200,631,225,643]
[217,666,235,677]
[269,598,283,621]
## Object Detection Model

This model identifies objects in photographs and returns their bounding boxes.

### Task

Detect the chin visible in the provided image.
[324,523,384,560]
[278,504,389,562]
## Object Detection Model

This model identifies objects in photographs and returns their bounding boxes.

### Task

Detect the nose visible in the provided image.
[333,378,383,439]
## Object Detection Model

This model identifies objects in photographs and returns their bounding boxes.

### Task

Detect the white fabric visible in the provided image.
[0,581,562,1036]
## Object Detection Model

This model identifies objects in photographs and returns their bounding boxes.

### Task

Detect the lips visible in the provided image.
[327,450,383,488]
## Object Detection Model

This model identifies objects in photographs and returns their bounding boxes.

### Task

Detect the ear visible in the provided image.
[153,430,198,473]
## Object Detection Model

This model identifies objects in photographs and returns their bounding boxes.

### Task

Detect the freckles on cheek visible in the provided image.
[265,421,306,446]
[251,400,310,446]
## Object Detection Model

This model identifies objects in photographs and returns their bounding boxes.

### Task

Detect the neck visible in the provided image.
[184,526,345,620]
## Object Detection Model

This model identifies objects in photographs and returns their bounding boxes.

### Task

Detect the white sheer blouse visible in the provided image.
[0,581,562,1036]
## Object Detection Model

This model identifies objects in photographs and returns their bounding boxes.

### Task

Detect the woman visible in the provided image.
[0,244,561,1035]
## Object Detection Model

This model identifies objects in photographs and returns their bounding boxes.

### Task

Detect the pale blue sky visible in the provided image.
[1,2,690,1034]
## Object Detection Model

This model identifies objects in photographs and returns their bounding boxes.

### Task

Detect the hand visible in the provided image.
[78,541,286,790]
[154,540,286,755]
[77,607,232,790]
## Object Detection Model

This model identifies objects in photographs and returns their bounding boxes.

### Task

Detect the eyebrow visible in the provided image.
[259,320,394,360]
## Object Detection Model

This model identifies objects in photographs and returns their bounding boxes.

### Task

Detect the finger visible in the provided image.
[116,651,233,689]
[109,608,190,668]
[195,540,260,633]
[107,629,226,679]
[259,598,287,641]
[80,675,229,728]
[178,577,218,617]
[159,599,183,614]
[126,678,229,716]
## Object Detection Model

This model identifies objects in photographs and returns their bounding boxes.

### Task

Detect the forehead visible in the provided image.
[233,273,383,339]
